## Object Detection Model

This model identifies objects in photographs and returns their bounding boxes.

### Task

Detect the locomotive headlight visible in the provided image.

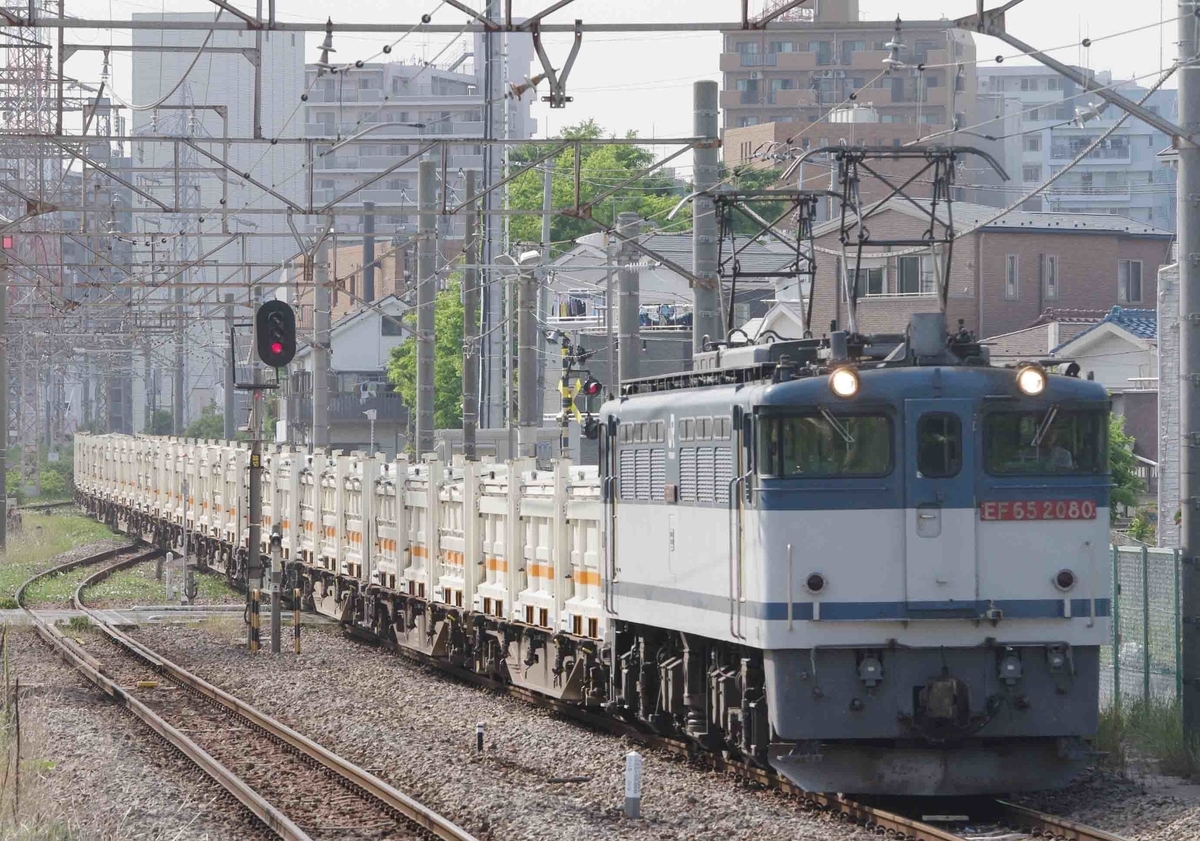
[1016,364,1047,396]
[829,367,860,398]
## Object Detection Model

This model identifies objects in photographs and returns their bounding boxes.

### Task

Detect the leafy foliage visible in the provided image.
[146,409,173,436]
[186,400,226,440]
[386,280,464,433]
[1109,413,1143,520]
[507,119,690,252]
[720,164,790,236]
[1129,506,1157,543]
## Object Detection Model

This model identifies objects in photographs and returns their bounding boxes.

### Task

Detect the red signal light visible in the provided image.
[271,341,283,354]
[583,377,602,397]
[2,236,12,249]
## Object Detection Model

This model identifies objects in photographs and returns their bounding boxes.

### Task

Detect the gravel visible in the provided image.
[131,619,883,841]
[8,627,273,841]
[1013,765,1200,840]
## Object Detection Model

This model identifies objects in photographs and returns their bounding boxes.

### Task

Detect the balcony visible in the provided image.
[720,51,814,73]
[1046,185,1133,203]
[1049,144,1132,164]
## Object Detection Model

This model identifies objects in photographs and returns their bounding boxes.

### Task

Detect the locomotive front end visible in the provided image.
[756,364,1111,795]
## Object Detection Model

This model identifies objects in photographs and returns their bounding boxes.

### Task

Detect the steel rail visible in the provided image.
[72,560,477,841]
[15,547,313,841]
[994,799,1131,841]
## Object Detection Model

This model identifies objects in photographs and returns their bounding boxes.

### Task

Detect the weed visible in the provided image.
[1098,695,1200,779]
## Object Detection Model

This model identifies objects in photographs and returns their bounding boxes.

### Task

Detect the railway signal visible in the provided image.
[255,300,296,368]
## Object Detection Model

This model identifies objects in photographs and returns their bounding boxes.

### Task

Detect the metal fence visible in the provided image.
[1100,543,1182,708]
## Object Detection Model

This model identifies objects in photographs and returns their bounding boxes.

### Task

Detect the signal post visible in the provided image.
[239,300,296,652]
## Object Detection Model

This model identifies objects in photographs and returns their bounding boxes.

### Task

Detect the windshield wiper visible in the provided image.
[820,406,855,445]
[1030,405,1059,448]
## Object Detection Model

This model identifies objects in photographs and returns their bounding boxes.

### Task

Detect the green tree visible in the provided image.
[721,164,790,236]
[186,401,226,440]
[1109,413,1143,521]
[146,409,173,436]
[507,120,690,252]
[386,280,464,431]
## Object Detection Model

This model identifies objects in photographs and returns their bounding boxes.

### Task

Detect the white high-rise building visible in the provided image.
[129,14,305,428]
[977,66,1177,230]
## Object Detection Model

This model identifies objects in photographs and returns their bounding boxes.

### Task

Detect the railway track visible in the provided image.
[341,625,1129,841]
[18,546,477,841]
[15,499,77,513]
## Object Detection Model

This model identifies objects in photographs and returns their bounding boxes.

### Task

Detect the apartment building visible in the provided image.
[303,31,536,239]
[977,66,1178,229]
[720,0,976,139]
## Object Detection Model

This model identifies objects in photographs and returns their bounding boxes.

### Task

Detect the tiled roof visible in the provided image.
[1052,306,1157,353]
[815,199,1174,239]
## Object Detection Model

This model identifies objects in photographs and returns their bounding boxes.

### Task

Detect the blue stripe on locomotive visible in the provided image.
[605,364,1112,511]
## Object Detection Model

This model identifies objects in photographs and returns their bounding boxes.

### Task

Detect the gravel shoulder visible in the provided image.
[6,626,272,841]
[1014,764,1200,841]
[130,618,882,841]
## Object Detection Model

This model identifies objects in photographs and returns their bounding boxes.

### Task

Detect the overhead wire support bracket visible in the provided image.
[955,0,1193,146]
[532,19,582,108]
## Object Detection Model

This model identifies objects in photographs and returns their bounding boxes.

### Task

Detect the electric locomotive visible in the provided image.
[602,311,1109,795]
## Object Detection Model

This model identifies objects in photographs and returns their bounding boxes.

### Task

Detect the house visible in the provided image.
[283,294,410,454]
[807,199,1174,339]
[547,229,799,330]
[981,308,1111,365]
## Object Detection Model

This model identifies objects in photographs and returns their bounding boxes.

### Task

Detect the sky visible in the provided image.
[55,0,1181,154]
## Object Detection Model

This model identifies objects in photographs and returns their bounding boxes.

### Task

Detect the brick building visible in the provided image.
[807,199,1174,338]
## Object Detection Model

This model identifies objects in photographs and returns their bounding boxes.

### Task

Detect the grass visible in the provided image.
[85,563,240,607]
[1097,695,1200,779]
[0,513,117,609]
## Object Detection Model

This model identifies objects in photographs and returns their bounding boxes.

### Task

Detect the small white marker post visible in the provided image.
[164,551,176,600]
[476,721,484,753]
[624,750,643,818]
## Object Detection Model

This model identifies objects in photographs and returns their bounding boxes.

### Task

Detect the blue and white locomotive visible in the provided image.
[603,312,1109,795]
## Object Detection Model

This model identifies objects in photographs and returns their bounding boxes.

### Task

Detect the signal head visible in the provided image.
[583,377,602,397]
[255,300,297,368]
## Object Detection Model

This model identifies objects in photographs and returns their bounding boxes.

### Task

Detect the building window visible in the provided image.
[1005,254,1019,300]
[1119,259,1143,303]
[897,255,935,295]
[768,40,794,53]
[1042,254,1058,301]
[1047,77,1061,91]
[1022,165,1042,182]
[1024,134,1041,152]
[853,267,884,297]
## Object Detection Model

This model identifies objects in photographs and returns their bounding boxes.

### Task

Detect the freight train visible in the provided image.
[74,312,1111,796]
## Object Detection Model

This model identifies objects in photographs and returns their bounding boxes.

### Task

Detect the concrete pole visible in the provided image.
[1178,1,1200,741]
[517,258,537,458]
[416,159,437,457]
[0,257,6,550]
[247,368,263,618]
[224,293,235,440]
[463,170,479,459]
[174,284,185,434]
[313,235,331,449]
[482,0,505,429]
[363,200,376,302]
[617,212,642,388]
[605,235,615,398]
[537,158,553,423]
[269,533,281,654]
[692,80,722,352]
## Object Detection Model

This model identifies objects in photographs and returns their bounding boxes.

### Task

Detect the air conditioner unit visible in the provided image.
[820,69,833,78]
[834,70,846,78]
[749,70,760,79]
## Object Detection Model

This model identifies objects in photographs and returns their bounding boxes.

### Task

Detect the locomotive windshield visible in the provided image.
[758,414,892,477]
[984,409,1106,475]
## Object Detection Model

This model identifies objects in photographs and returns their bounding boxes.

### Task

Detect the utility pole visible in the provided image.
[313,233,331,450]
[605,233,615,399]
[246,365,263,634]
[0,253,7,551]
[517,254,538,458]
[224,293,235,440]
[1179,0,1200,743]
[174,282,185,435]
[415,159,436,457]
[482,0,505,430]
[617,212,642,388]
[462,170,479,459]
[363,200,376,303]
[692,80,722,351]
[537,158,553,425]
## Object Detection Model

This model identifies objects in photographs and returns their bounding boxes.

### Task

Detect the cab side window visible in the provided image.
[917,413,962,478]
